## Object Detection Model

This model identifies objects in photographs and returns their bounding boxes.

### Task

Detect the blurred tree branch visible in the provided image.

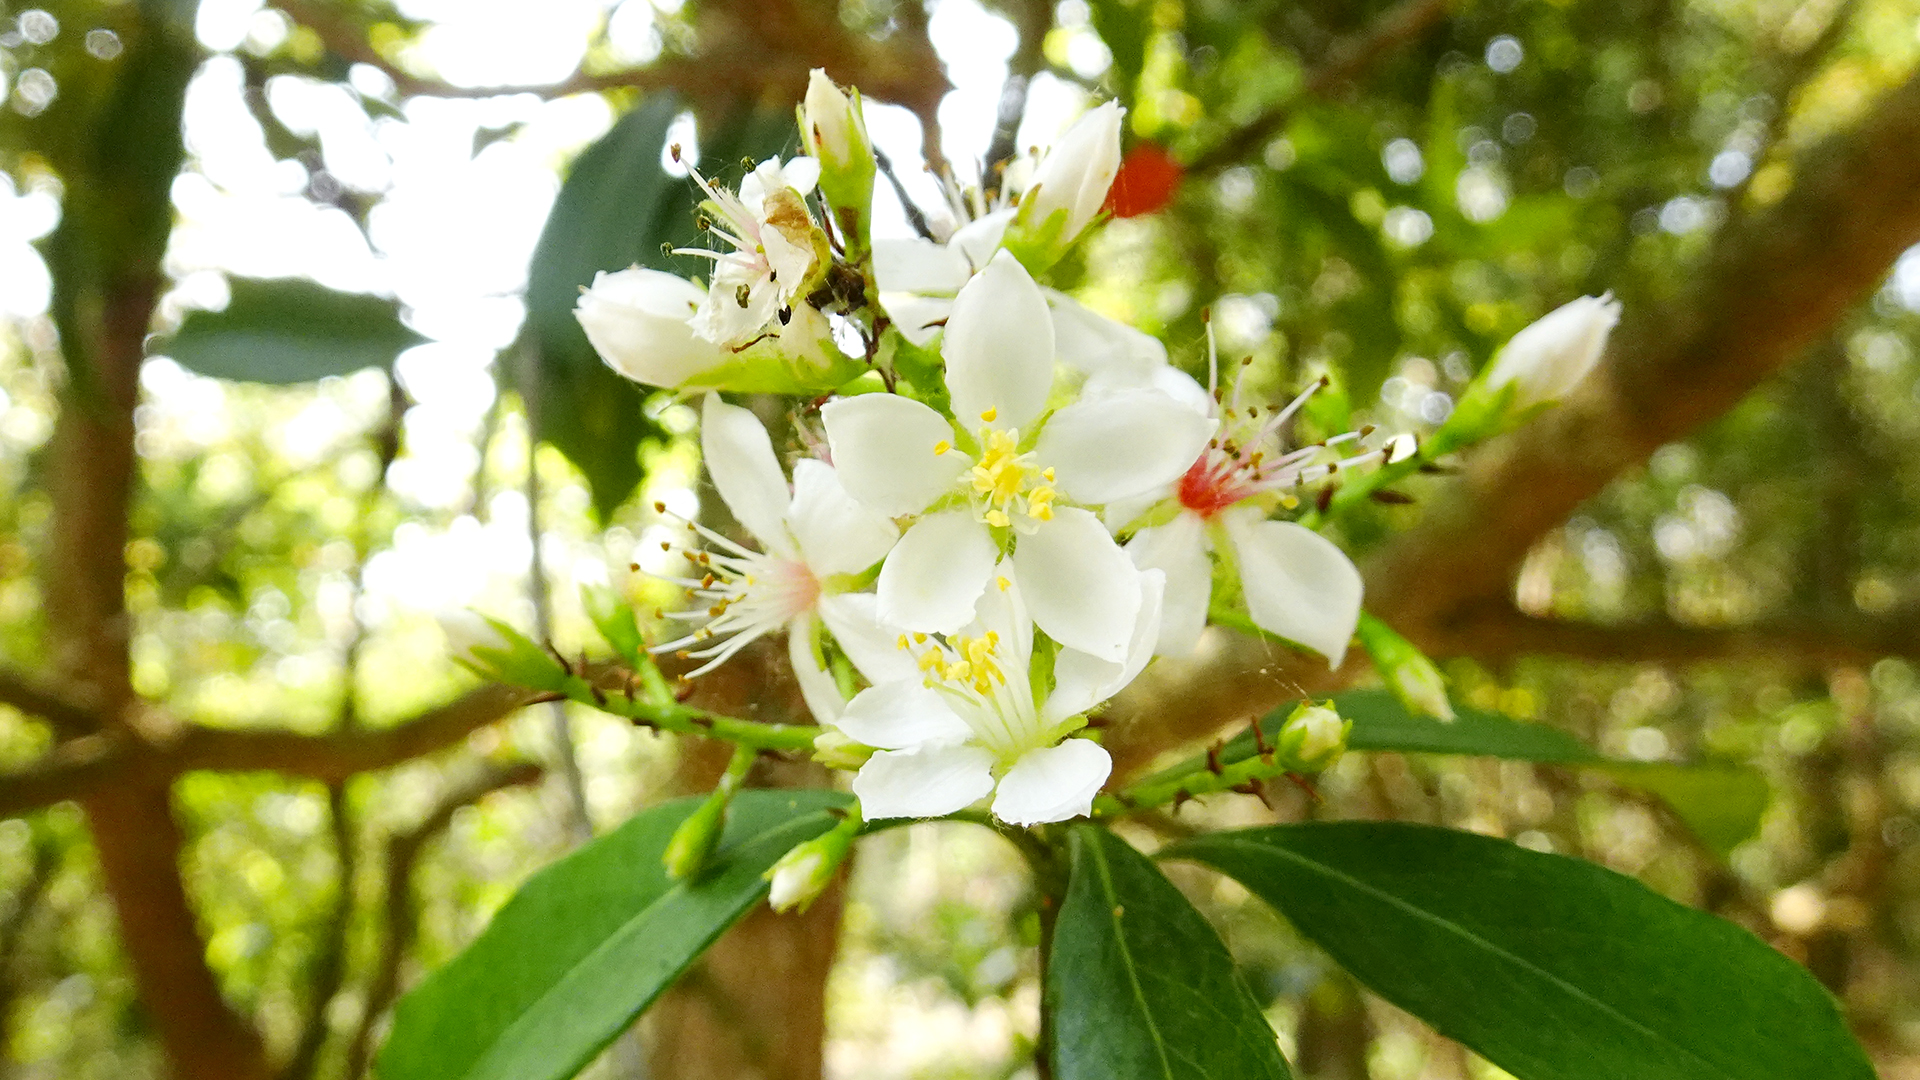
[1108,64,1920,777]
[0,666,102,737]
[0,684,552,817]
[338,762,544,1080]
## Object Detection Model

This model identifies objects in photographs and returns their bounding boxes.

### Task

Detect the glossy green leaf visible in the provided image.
[1342,688,1597,762]
[520,94,794,520]
[1596,761,1772,855]
[378,790,849,1080]
[159,277,426,384]
[1048,825,1292,1080]
[1170,823,1873,1080]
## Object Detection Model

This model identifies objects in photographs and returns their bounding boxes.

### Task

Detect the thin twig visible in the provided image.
[339,763,544,1080]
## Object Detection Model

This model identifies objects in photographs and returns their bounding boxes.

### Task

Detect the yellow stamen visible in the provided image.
[933,440,951,456]
[996,576,1010,591]
[980,407,997,423]
[897,633,911,650]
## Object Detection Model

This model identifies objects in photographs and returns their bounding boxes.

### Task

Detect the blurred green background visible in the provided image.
[3,0,1920,1077]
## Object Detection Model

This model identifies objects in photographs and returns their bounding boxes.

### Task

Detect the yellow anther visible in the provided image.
[1280,493,1300,509]
[980,407,997,423]
[997,575,1010,591]
[985,508,1011,528]
[913,632,928,643]
[1042,467,1055,482]
[933,440,951,456]
[896,633,911,650]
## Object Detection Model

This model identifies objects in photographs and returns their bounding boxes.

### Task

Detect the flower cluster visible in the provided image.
[572,71,1620,836]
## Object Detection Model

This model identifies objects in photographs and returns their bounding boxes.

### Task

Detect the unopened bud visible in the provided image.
[800,69,876,250]
[765,809,860,914]
[1005,101,1124,271]
[1278,701,1348,769]
[576,268,731,390]
[1355,613,1454,721]
[663,789,730,881]
[812,729,875,770]
[1482,293,1622,409]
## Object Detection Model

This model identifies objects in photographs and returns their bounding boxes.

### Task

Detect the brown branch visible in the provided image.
[339,763,544,1080]
[1187,0,1452,173]
[1432,603,1920,670]
[1106,65,1920,777]
[0,666,101,737]
[0,685,549,818]
[171,684,553,782]
[279,782,355,1080]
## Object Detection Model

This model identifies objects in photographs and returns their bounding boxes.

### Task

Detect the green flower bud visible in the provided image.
[1355,613,1454,721]
[800,69,875,253]
[1278,701,1349,769]
[662,788,730,881]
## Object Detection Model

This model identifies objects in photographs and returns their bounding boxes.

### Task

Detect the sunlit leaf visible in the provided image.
[158,277,425,384]
[1170,823,1873,1080]
[378,790,849,1080]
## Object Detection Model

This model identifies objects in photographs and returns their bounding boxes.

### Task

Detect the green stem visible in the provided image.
[1093,742,1319,817]
[554,671,822,751]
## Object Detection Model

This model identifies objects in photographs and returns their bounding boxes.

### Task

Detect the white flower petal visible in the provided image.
[1485,293,1622,407]
[967,562,1034,672]
[991,739,1112,825]
[880,293,956,347]
[787,459,899,576]
[949,208,1014,269]
[761,225,817,305]
[835,679,975,749]
[821,393,969,515]
[877,511,999,635]
[1011,508,1140,661]
[1024,101,1124,241]
[943,250,1055,431]
[788,615,845,725]
[1036,389,1214,504]
[1047,289,1167,384]
[700,393,792,552]
[1126,513,1212,655]
[1223,510,1363,666]
[818,592,921,685]
[854,743,997,819]
[874,238,971,296]
[1045,565,1164,721]
[574,269,725,389]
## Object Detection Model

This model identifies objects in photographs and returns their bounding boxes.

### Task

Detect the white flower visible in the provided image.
[676,156,827,348]
[837,565,1163,825]
[653,394,908,723]
[1121,347,1384,663]
[1281,703,1346,766]
[821,251,1212,661]
[1017,101,1124,248]
[575,268,730,390]
[871,209,1013,346]
[767,847,826,910]
[1483,293,1622,408]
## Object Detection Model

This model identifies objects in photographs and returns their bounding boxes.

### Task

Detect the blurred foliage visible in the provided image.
[1,0,1920,1076]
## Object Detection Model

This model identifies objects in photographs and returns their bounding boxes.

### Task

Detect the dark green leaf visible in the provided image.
[160,277,425,384]
[378,790,849,1080]
[1343,689,1598,762]
[1170,823,1873,1080]
[521,94,795,520]
[1048,825,1292,1080]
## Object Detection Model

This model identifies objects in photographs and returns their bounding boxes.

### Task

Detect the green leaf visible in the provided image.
[1169,823,1873,1080]
[1162,690,1767,852]
[1048,825,1292,1080]
[520,94,795,520]
[378,790,849,1080]
[159,277,426,384]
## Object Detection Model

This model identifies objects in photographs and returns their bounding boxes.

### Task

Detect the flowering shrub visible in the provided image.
[377,74,1873,1080]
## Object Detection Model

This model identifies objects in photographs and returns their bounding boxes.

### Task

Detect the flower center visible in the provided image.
[652,523,821,678]
[962,417,1057,528]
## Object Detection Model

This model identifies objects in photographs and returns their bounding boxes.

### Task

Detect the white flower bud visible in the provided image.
[574,268,729,390]
[803,70,862,168]
[1483,293,1622,408]
[1281,703,1348,768]
[1021,100,1125,246]
[1390,655,1455,722]
[767,848,828,912]
[436,609,508,657]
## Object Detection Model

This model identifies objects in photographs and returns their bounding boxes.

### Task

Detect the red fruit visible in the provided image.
[1103,142,1185,218]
